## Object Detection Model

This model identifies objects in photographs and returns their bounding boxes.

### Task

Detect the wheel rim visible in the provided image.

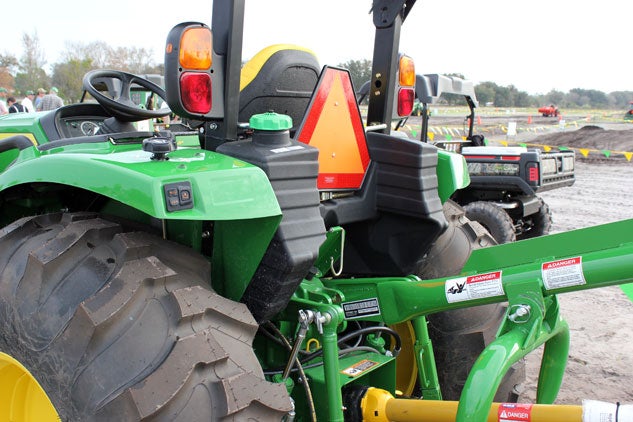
[392,322,418,396]
[0,352,60,421]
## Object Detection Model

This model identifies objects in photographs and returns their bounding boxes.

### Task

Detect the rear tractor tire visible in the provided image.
[0,212,291,421]
[415,200,525,402]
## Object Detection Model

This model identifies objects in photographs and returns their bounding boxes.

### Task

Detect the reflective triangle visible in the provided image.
[296,66,370,190]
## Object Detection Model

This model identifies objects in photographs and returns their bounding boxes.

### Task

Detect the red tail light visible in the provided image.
[180,73,212,114]
[394,54,416,117]
[165,22,221,119]
[397,88,415,117]
[527,162,539,182]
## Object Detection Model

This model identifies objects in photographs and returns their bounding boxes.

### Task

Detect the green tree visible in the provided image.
[0,53,18,73]
[51,59,94,104]
[338,59,372,93]
[15,32,50,94]
[475,81,514,107]
[62,42,160,75]
[514,90,533,108]
[563,88,608,108]
[541,89,565,107]
[574,88,608,108]
[0,53,18,91]
[608,91,633,109]
[62,41,110,69]
[565,89,590,108]
[474,82,496,106]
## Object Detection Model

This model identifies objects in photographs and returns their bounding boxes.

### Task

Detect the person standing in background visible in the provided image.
[21,90,35,113]
[7,97,26,113]
[0,88,8,115]
[34,88,46,110]
[38,87,64,111]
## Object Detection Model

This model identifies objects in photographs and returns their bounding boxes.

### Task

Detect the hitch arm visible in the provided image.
[326,219,633,419]
[328,219,633,326]
[359,387,633,422]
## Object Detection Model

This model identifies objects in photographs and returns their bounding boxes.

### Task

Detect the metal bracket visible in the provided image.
[455,279,570,421]
[371,0,416,28]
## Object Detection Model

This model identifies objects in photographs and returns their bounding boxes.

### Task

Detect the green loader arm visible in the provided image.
[323,218,633,421]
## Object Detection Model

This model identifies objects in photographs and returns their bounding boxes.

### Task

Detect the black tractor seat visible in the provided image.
[239,44,321,133]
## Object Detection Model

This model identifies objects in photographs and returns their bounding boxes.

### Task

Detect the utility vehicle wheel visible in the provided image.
[517,197,552,240]
[415,200,525,402]
[0,213,291,421]
[463,201,516,244]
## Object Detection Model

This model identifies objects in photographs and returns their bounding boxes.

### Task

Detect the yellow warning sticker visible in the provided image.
[340,359,379,377]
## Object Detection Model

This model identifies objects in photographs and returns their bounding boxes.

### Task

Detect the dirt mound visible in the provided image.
[532,126,633,151]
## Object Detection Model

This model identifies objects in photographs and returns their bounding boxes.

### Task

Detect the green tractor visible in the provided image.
[1,2,632,421]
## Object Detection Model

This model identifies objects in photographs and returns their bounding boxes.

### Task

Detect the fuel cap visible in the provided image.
[143,135,176,160]
[249,111,292,131]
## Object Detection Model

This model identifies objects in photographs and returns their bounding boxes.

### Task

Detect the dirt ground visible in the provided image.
[521,160,633,404]
[493,121,633,404]
[405,113,633,404]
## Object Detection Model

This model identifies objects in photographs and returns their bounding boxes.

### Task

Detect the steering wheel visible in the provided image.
[82,70,171,122]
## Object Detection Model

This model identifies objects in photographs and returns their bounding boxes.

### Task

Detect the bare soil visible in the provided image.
[532,124,633,163]
[405,114,633,404]
[514,124,633,405]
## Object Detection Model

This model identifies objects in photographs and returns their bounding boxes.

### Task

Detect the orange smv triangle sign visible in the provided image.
[296,66,370,190]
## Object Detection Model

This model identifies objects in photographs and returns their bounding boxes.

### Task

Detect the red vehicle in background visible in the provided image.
[538,104,559,117]
[625,101,633,121]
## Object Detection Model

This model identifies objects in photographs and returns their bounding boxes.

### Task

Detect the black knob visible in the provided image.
[143,136,176,160]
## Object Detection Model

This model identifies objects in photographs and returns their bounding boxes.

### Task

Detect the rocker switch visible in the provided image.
[164,182,194,212]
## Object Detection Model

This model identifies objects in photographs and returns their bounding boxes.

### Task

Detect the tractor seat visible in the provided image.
[240,45,321,133]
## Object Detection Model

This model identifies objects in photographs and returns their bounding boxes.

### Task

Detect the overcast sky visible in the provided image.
[3,0,631,95]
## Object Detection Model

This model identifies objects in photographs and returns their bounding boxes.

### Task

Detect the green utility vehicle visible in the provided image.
[0,2,631,422]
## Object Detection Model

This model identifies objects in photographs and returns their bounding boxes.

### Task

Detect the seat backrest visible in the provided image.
[239,45,320,132]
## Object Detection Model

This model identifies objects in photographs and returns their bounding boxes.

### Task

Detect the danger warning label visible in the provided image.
[445,271,504,303]
[498,403,533,421]
[541,256,586,290]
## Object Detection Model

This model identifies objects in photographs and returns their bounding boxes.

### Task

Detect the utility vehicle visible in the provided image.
[625,101,633,121]
[537,105,560,117]
[411,73,575,242]
[0,1,631,421]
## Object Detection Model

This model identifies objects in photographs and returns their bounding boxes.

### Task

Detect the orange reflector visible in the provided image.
[397,88,415,117]
[179,27,212,70]
[399,55,415,87]
[296,67,370,190]
[180,72,212,114]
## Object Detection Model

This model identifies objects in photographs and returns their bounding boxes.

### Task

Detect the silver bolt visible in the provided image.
[508,305,531,323]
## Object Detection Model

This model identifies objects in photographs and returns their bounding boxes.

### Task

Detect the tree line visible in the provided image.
[472,81,631,110]
[339,60,633,110]
[1,36,631,110]
[0,32,162,104]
